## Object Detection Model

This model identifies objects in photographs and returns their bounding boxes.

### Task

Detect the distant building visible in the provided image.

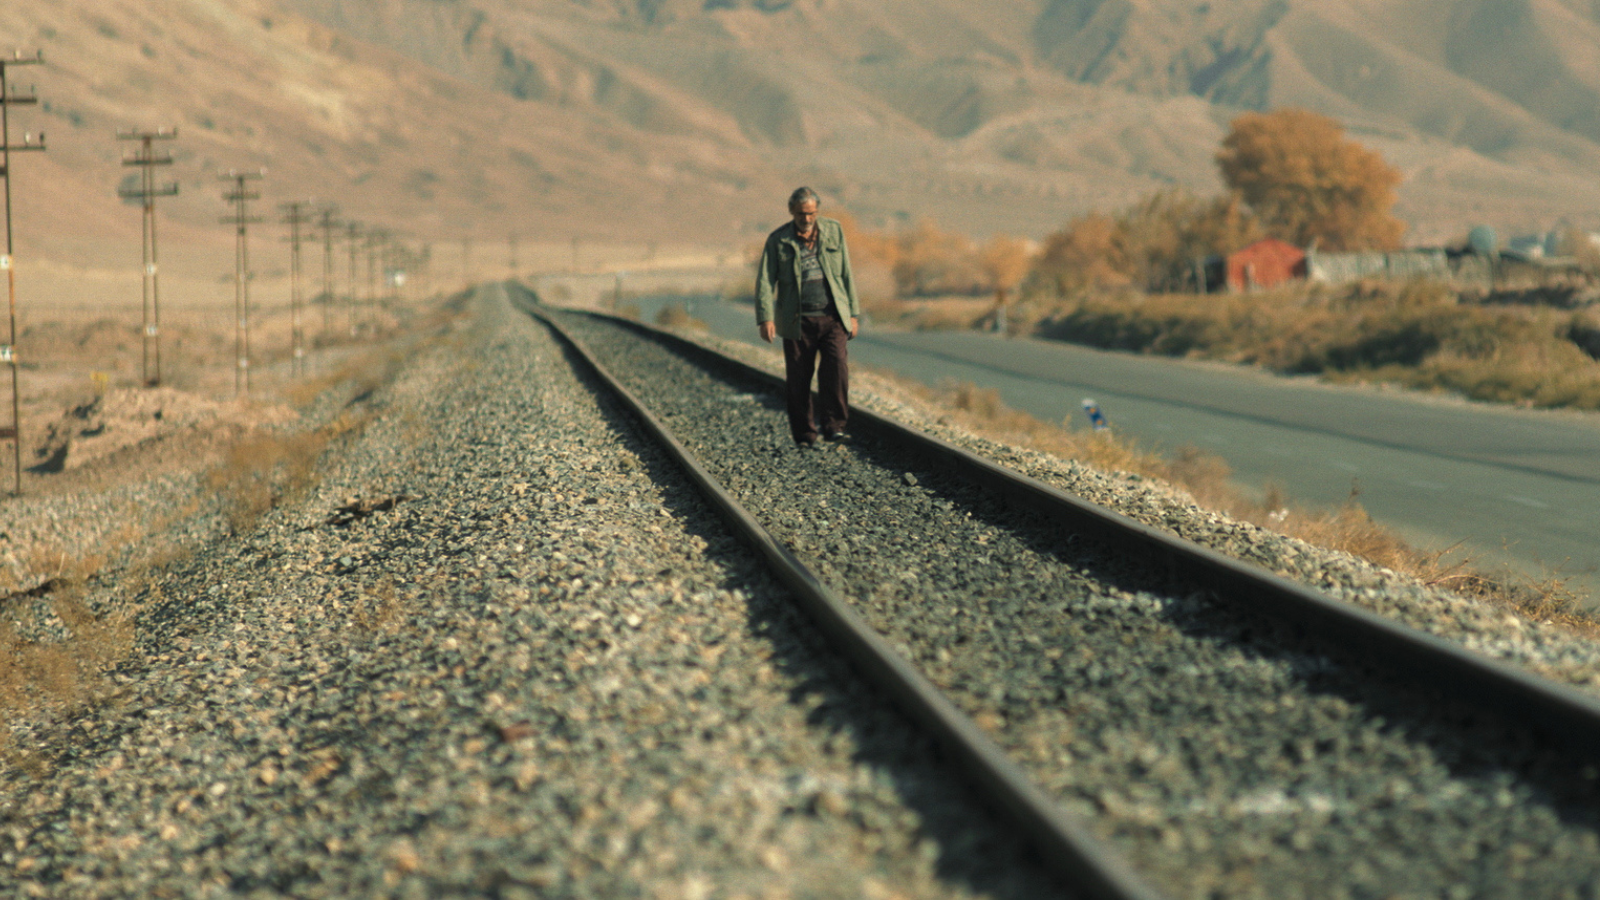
[1505,232,1559,260]
[1202,238,1500,294]
[1225,238,1306,292]
[1306,247,1451,283]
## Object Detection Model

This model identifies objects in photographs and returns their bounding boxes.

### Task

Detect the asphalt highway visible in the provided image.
[631,295,1600,605]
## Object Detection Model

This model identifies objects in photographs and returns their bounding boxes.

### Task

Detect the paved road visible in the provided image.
[633,295,1600,604]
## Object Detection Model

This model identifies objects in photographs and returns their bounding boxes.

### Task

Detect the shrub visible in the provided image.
[654,303,707,331]
[1029,280,1600,411]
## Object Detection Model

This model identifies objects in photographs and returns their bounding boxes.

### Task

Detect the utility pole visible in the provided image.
[280,200,311,377]
[365,228,386,334]
[1,50,45,495]
[460,237,472,290]
[117,127,178,387]
[344,221,361,337]
[220,170,263,395]
[384,238,407,307]
[315,205,338,334]
[508,233,518,280]
[418,242,433,298]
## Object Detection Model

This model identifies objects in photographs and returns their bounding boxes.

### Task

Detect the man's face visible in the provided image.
[790,200,818,234]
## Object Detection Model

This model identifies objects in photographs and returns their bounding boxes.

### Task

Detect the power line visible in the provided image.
[280,200,312,377]
[365,227,388,335]
[315,205,339,335]
[1,49,46,494]
[117,127,178,387]
[220,169,264,395]
[344,221,361,338]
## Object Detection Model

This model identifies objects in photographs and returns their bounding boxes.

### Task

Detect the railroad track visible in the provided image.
[514,287,1600,900]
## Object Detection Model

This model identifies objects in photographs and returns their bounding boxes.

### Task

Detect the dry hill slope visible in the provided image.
[5,0,1600,269]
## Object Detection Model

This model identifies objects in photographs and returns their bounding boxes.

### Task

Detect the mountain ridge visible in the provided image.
[7,0,1600,267]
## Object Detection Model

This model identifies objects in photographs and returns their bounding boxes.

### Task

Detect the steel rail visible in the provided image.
[513,289,1168,900]
[536,293,1600,764]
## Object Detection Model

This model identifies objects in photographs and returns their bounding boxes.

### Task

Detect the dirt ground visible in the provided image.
[0,270,423,502]
[0,235,695,495]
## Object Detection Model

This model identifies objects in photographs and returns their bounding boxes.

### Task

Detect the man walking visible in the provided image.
[756,187,861,447]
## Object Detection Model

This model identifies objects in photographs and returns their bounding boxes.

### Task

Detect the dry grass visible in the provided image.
[0,588,136,773]
[204,429,337,536]
[0,295,460,775]
[888,373,1596,632]
[937,381,1233,500]
[654,303,709,332]
[1030,280,1600,411]
[218,297,468,535]
[867,295,995,332]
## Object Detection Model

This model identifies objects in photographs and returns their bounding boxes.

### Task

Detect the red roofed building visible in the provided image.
[1226,238,1307,292]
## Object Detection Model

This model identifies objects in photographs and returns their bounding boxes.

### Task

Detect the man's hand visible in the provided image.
[848,317,859,338]
[759,321,776,343]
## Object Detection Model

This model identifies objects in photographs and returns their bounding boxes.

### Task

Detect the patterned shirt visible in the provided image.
[798,238,832,315]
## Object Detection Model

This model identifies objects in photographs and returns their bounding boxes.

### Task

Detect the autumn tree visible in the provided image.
[832,213,1024,300]
[892,219,982,297]
[1032,213,1130,293]
[829,209,899,304]
[1033,191,1260,293]
[1216,108,1404,252]
[1114,190,1262,291]
[978,234,1035,306]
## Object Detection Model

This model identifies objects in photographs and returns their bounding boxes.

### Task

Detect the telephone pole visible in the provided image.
[365,228,387,334]
[117,127,178,387]
[315,205,338,334]
[220,170,263,395]
[384,238,408,308]
[344,221,361,337]
[1,50,45,494]
[280,200,311,377]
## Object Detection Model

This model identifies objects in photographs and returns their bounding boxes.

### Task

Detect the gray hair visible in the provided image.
[787,186,820,210]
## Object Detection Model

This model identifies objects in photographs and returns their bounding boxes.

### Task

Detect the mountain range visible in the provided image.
[7,0,1600,269]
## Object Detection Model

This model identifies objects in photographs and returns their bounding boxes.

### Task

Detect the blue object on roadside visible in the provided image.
[1083,398,1109,431]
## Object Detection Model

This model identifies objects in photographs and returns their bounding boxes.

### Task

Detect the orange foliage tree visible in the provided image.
[829,209,899,306]
[892,219,981,296]
[1116,190,1261,291]
[1216,108,1404,252]
[835,213,1030,300]
[1033,213,1131,293]
[1033,191,1260,293]
[978,234,1035,307]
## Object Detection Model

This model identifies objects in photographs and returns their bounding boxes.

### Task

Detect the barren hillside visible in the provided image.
[5,0,1600,276]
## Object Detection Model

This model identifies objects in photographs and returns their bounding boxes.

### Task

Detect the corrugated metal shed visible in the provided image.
[1306,248,1451,283]
[1226,239,1307,292]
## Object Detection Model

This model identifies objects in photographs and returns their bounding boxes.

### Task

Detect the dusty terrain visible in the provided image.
[5,0,1600,279]
[2,285,1598,897]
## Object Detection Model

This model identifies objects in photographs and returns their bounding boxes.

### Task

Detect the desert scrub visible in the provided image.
[0,587,136,773]
[654,302,708,332]
[1035,280,1600,410]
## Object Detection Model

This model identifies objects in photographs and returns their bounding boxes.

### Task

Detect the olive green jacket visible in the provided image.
[754,217,860,340]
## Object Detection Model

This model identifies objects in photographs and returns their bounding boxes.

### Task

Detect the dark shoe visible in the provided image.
[796,434,820,448]
[822,431,851,443]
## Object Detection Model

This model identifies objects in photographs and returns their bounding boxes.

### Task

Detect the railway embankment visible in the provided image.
[2,284,1598,897]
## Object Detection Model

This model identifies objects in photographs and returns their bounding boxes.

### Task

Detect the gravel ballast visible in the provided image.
[0,289,1063,898]
[551,304,1600,900]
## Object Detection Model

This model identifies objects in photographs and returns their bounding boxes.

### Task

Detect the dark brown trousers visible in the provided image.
[782,314,850,442]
